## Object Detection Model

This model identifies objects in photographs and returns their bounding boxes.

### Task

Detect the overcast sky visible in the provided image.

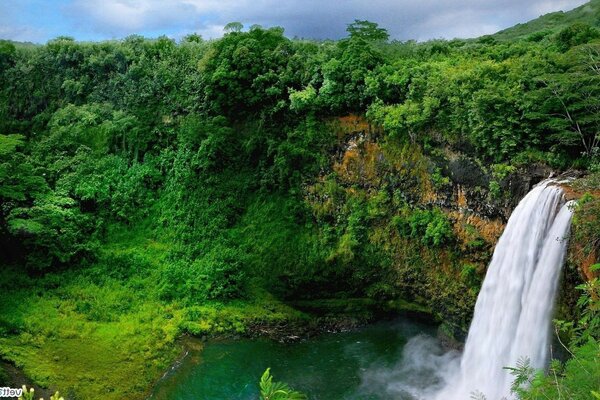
[0,0,591,43]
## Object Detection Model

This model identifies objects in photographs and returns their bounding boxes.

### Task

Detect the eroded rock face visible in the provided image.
[324,115,560,242]
[437,154,554,221]
[311,115,595,335]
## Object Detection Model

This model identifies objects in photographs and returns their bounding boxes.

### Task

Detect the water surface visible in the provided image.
[150,317,442,400]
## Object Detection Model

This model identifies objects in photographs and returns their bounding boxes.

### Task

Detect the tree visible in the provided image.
[535,48,600,158]
[555,23,600,52]
[224,21,244,33]
[346,20,389,42]
[0,40,16,71]
[183,33,203,43]
[0,134,47,202]
[200,25,294,118]
[7,192,97,270]
[319,31,386,112]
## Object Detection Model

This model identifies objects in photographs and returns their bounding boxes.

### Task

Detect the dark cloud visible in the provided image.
[0,0,591,42]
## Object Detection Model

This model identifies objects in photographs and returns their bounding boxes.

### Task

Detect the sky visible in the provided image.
[0,0,591,43]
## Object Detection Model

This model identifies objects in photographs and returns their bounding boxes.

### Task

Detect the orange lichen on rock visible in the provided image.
[456,187,468,209]
[449,210,505,247]
[570,241,599,281]
[336,114,372,136]
[333,140,383,187]
[329,114,384,142]
[559,182,600,201]
[582,250,599,281]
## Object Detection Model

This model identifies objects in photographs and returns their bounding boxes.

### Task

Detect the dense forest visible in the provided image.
[0,1,599,399]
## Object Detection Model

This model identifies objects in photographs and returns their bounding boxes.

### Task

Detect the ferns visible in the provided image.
[259,368,307,400]
[504,357,537,396]
[469,390,487,400]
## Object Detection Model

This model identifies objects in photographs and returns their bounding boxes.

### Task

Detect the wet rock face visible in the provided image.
[329,119,556,224]
[330,115,567,224]
[501,164,554,210]
[440,156,554,221]
[448,156,489,188]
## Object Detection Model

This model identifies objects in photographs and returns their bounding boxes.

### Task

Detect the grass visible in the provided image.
[0,193,440,399]
[0,223,310,400]
[0,277,180,399]
[493,0,600,41]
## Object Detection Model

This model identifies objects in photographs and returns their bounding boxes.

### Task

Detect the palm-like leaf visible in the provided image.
[259,368,307,400]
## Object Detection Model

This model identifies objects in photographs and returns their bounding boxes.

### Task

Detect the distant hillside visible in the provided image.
[493,0,600,41]
[3,39,38,48]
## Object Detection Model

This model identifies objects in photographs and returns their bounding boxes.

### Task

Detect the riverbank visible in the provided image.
[0,217,436,400]
[150,316,442,400]
[0,265,434,400]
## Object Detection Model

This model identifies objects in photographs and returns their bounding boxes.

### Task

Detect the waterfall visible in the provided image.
[436,180,575,400]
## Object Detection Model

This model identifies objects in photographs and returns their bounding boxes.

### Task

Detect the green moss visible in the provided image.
[0,225,310,400]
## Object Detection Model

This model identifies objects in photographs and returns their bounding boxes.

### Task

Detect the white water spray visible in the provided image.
[358,180,575,399]
[436,180,574,399]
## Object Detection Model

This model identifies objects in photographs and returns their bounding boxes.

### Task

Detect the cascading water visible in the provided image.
[435,180,575,400]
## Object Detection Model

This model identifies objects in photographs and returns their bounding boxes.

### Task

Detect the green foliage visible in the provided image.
[289,85,317,112]
[573,278,600,344]
[488,180,502,200]
[346,20,389,42]
[430,167,451,190]
[1,11,600,399]
[505,357,538,397]
[200,25,293,118]
[514,340,600,400]
[572,193,600,258]
[224,22,244,33]
[555,23,600,52]
[460,264,480,288]
[0,40,16,71]
[394,208,454,246]
[159,244,248,302]
[259,368,306,400]
[264,116,333,189]
[0,134,47,203]
[489,164,516,200]
[7,192,97,270]
[0,133,24,155]
[493,1,600,41]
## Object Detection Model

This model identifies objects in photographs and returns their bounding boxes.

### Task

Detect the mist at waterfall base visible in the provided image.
[360,180,575,400]
[150,181,574,400]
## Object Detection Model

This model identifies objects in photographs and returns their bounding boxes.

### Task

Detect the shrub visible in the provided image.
[394,208,454,246]
[159,244,248,302]
[460,264,480,288]
[572,193,600,258]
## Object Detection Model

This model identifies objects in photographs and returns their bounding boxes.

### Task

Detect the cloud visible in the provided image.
[0,0,593,43]
[0,25,45,43]
[529,0,589,16]
[414,10,502,41]
[68,0,199,36]
[0,1,47,42]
